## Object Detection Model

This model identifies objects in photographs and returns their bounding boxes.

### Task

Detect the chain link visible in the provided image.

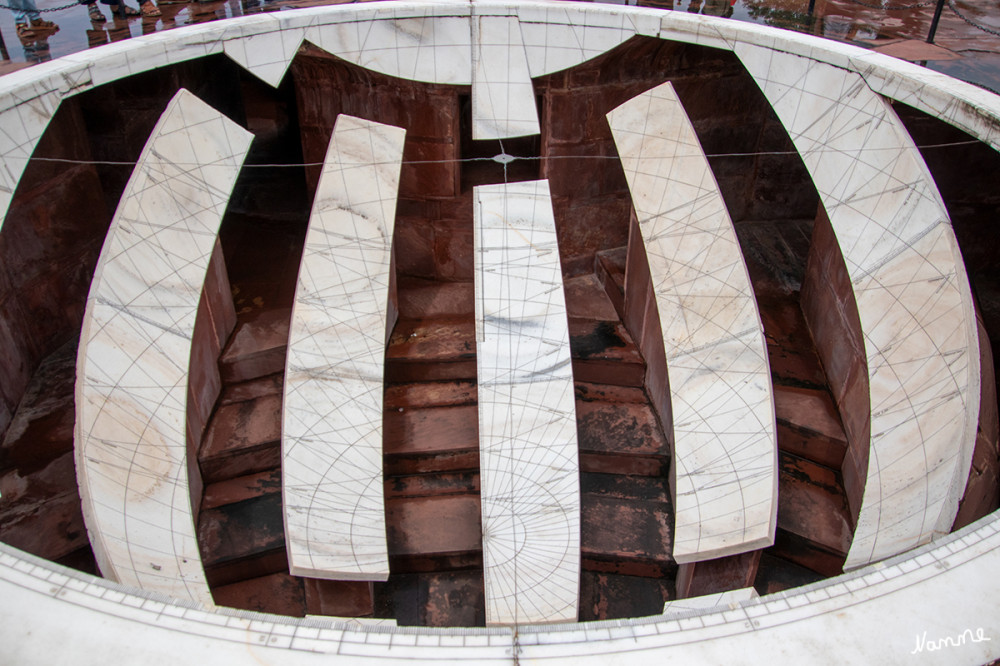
[948,0,1000,37]
[0,1,81,11]
[844,0,935,11]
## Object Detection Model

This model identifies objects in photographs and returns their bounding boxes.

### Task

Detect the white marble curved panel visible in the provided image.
[472,14,540,140]
[608,81,776,563]
[736,45,980,569]
[283,114,405,581]
[474,180,580,626]
[516,3,658,78]
[75,89,253,605]
[305,14,474,85]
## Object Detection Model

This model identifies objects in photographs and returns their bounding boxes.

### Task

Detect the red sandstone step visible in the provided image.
[385,494,482,573]
[772,451,851,576]
[595,247,627,319]
[580,472,671,503]
[758,296,828,389]
[385,317,477,383]
[754,552,825,595]
[577,399,670,476]
[569,318,645,387]
[581,491,674,577]
[395,278,473,319]
[575,382,647,404]
[202,468,281,510]
[383,404,479,475]
[564,274,621,321]
[198,490,286,587]
[0,340,85,564]
[213,572,306,617]
[219,308,291,384]
[384,380,477,409]
[304,578,375,617]
[219,372,283,406]
[374,570,485,627]
[384,471,480,499]
[773,385,848,469]
[199,390,281,484]
[580,571,671,622]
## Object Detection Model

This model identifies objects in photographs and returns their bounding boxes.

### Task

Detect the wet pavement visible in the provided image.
[0,0,997,92]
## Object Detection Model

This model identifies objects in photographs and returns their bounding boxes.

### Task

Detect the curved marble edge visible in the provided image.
[608,81,777,564]
[2,511,998,662]
[1,2,999,226]
[74,89,254,605]
[282,114,406,581]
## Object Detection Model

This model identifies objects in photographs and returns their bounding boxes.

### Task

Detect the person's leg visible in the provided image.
[9,0,40,25]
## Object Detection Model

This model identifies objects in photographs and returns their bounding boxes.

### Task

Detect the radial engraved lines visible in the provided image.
[75,89,253,606]
[736,45,980,569]
[608,81,777,563]
[474,180,580,626]
[305,14,474,85]
[472,14,540,140]
[283,114,405,581]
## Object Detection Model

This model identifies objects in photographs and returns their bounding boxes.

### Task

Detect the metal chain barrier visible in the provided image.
[0,1,81,11]
[844,0,935,10]
[947,0,1000,37]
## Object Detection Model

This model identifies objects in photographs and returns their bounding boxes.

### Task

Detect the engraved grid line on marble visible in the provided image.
[735,44,980,569]
[516,5,643,78]
[305,13,474,85]
[223,26,308,88]
[0,66,93,229]
[474,180,580,626]
[283,114,405,581]
[472,13,540,140]
[607,81,776,563]
[75,89,253,606]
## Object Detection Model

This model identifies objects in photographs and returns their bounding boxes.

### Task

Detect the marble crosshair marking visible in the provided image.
[75,89,253,606]
[283,115,405,581]
[736,45,980,569]
[474,180,580,626]
[608,82,777,563]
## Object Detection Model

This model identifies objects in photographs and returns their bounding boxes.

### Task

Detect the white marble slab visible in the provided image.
[74,89,253,606]
[472,14,540,140]
[516,3,648,78]
[283,114,405,582]
[305,15,474,85]
[223,18,307,87]
[608,82,777,563]
[736,45,980,569]
[474,180,580,626]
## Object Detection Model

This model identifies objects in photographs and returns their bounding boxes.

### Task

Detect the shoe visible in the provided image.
[139,1,161,16]
[88,4,106,21]
[15,22,35,39]
[29,17,57,29]
[114,3,142,16]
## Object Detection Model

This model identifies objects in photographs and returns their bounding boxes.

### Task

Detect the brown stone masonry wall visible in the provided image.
[800,204,870,523]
